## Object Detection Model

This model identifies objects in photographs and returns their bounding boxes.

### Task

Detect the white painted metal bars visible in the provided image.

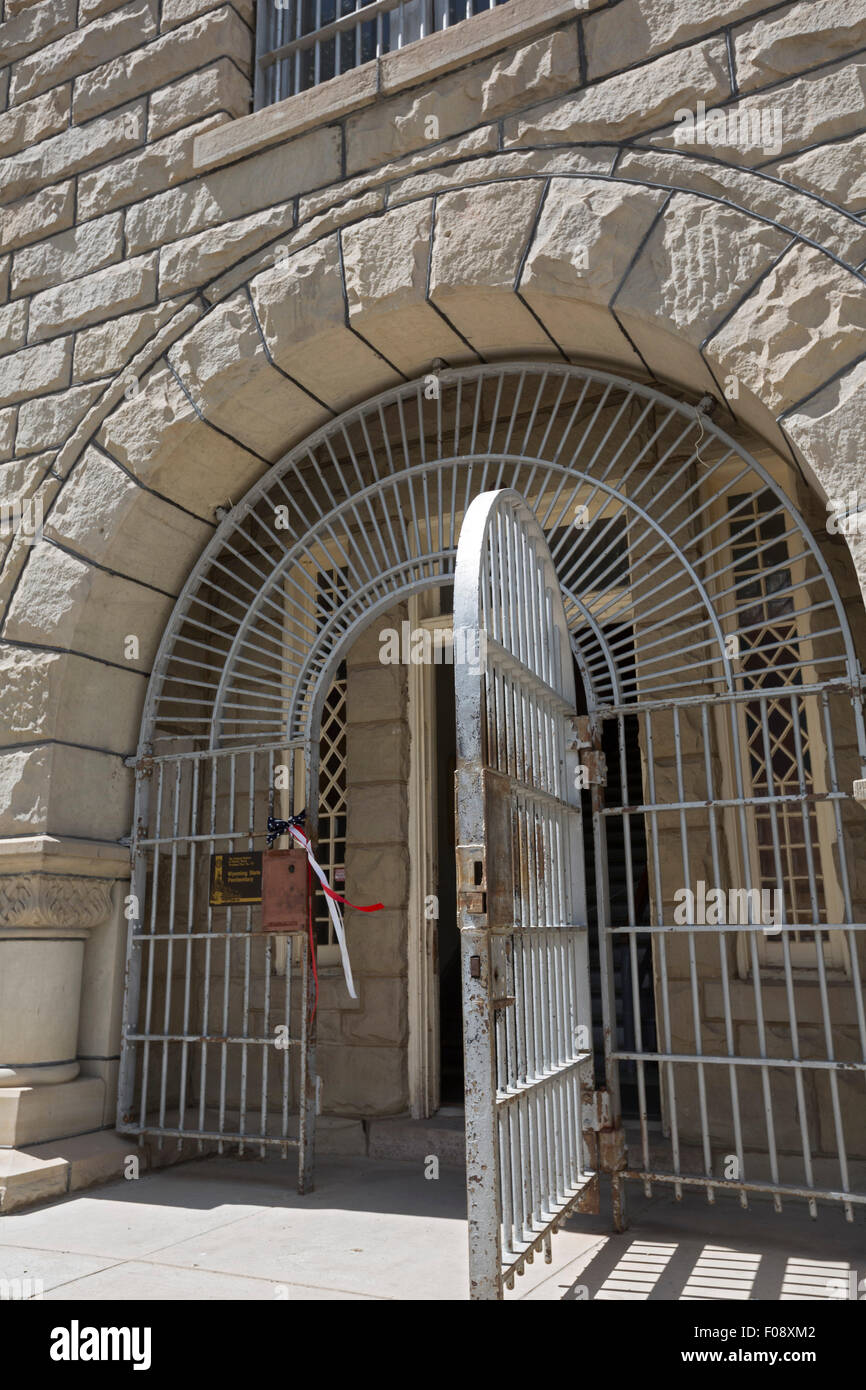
[126,364,866,1237]
[454,489,595,1298]
[254,0,510,109]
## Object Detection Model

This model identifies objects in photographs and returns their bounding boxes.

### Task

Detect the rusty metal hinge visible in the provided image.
[581,1087,626,1173]
[123,752,155,776]
[569,718,607,786]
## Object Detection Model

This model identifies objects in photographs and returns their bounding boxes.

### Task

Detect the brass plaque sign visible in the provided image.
[209,851,263,906]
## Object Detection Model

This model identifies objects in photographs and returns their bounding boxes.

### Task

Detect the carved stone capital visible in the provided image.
[0,873,115,929]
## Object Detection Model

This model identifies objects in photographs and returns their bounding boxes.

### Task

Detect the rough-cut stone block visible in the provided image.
[0,742,131,840]
[0,85,70,158]
[10,0,159,108]
[204,189,385,306]
[784,357,866,511]
[0,408,15,461]
[652,60,866,168]
[0,643,141,753]
[505,38,729,147]
[250,234,396,409]
[28,254,158,343]
[72,297,187,382]
[97,363,266,514]
[343,201,466,374]
[162,0,254,30]
[388,145,614,206]
[4,540,172,673]
[168,291,329,459]
[125,126,340,253]
[299,126,497,224]
[481,26,578,119]
[15,381,106,454]
[0,102,145,205]
[80,0,135,19]
[734,0,866,93]
[71,5,252,123]
[0,256,9,301]
[429,180,551,354]
[615,194,790,396]
[158,200,294,295]
[518,178,667,368]
[614,148,866,266]
[706,245,866,419]
[347,27,579,177]
[0,338,71,404]
[11,212,123,297]
[585,0,772,80]
[148,57,251,140]
[45,444,212,592]
[0,0,75,68]
[0,181,75,256]
[0,298,28,357]
[770,134,866,213]
[75,113,228,220]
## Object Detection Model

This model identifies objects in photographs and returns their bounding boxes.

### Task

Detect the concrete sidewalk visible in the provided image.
[0,1154,862,1301]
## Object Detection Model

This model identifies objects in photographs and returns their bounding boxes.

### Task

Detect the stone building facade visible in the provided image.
[0,0,865,1221]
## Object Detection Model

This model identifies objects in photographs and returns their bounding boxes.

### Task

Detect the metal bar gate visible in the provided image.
[117,740,319,1190]
[118,364,866,1295]
[454,489,598,1298]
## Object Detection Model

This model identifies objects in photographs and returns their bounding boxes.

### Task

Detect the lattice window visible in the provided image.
[315,671,347,949]
[313,566,349,951]
[730,491,824,938]
[723,487,847,973]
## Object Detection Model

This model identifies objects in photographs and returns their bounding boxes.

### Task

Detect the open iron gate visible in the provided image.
[454,490,597,1299]
[118,362,866,1279]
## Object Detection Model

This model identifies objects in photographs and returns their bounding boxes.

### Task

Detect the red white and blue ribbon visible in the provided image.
[266,813,383,999]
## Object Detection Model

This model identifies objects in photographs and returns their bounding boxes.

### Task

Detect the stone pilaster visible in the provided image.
[0,835,129,1146]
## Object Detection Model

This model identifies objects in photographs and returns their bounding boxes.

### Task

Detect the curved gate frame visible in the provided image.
[120,362,866,1224]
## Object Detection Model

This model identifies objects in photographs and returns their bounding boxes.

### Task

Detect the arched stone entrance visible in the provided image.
[116,364,866,1222]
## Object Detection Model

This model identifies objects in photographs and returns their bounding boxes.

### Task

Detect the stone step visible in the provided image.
[367,1109,467,1166]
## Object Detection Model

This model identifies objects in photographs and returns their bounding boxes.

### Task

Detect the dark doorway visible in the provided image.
[430,609,659,1121]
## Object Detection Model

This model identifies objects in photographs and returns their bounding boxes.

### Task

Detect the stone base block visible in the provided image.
[0,1076,105,1147]
[367,1112,466,1166]
[0,1129,216,1214]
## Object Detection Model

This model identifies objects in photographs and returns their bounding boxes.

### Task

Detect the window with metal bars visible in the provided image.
[726,488,847,972]
[255,0,511,109]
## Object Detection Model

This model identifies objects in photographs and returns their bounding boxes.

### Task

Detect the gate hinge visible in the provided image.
[579,749,607,786]
[568,718,607,786]
[581,1087,627,1173]
[124,753,155,776]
